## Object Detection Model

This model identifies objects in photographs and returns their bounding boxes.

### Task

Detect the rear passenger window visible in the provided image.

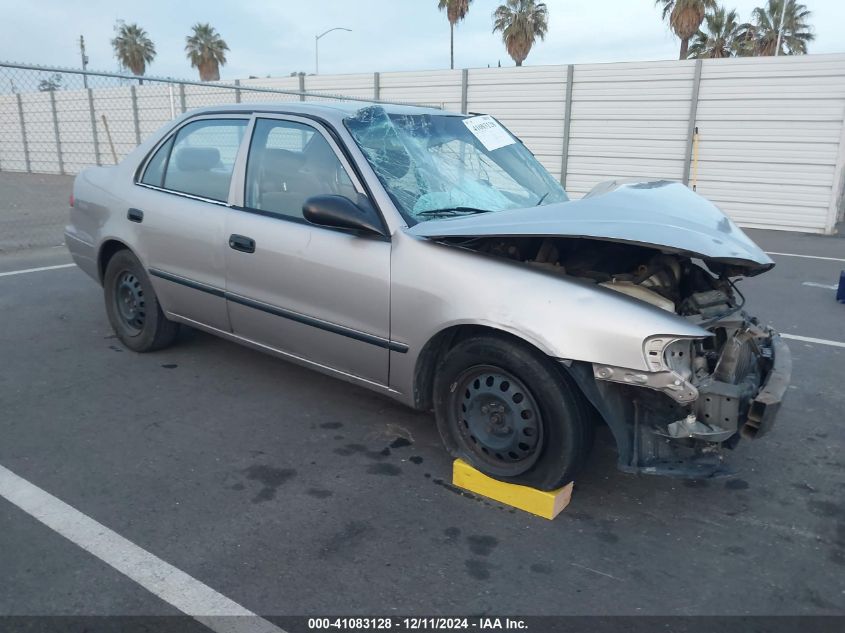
[162,119,247,202]
[244,119,356,220]
[140,136,174,187]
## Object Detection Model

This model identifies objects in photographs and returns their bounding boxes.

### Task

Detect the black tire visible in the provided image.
[433,334,592,491]
[103,249,179,352]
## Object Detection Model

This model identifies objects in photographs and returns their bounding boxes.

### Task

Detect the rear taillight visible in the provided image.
[69,193,74,208]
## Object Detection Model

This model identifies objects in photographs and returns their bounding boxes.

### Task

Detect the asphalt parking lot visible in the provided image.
[1,173,844,622]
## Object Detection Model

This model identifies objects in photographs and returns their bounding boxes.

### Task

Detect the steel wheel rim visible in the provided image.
[114,270,146,335]
[452,364,543,475]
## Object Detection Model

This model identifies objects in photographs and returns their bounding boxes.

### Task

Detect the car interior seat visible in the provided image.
[255,148,319,218]
[165,147,231,201]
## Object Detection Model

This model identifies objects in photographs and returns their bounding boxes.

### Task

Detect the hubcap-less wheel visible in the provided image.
[103,249,179,353]
[452,365,543,475]
[114,270,146,334]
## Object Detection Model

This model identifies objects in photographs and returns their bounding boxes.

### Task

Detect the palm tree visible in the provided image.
[687,7,743,58]
[655,0,717,60]
[185,23,229,81]
[438,0,473,70]
[492,0,549,67]
[111,23,156,77]
[746,0,814,56]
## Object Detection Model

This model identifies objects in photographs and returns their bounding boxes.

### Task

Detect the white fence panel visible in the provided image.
[566,60,696,198]
[694,55,845,233]
[55,89,97,173]
[240,76,301,92]
[467,66,567,179]
[307,73,374,100]
[19,91,59,173]
[91,86,139,164]
[135,84,178,140]
[378,69,462,109]
[0,93,26,171]
[183,85,238,111]
[2,55,845,233]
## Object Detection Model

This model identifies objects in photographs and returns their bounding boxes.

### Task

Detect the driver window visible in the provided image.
[245,119,356,220]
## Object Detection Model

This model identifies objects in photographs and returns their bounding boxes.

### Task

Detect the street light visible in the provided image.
[315,27,351,75]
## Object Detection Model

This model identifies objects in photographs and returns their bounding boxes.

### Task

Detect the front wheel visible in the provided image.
[103,249,179,352]
[433,334,592,491]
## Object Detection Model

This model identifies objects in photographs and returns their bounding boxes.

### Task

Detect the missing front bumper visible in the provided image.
[571,330,791,478]
[741,335,791,439]
[631,333,790,477]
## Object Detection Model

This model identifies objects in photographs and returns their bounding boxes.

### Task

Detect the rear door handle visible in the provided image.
[127,208,144,223]
[229,234,256,253]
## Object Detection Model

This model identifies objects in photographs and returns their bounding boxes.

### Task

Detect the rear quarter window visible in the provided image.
[140,136,174,187]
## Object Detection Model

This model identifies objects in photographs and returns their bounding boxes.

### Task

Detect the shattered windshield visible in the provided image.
[343,106,568,223]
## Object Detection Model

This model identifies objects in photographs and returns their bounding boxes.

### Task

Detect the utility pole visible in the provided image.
[79,35,89,88]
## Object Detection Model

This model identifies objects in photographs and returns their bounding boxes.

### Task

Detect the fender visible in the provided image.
[387,231,709,403]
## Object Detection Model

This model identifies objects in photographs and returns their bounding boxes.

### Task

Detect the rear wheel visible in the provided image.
[434,334,592,490]
[103,249,179,352]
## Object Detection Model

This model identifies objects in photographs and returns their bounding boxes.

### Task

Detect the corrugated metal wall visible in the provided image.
[2,54,844,233]
[567,60,696,197]
[694,55,845,233]
[468,66,568,181]
[380,69,464,112]
[256,55,845,233]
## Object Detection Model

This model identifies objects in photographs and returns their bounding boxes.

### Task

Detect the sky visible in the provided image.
[2,0,844,80]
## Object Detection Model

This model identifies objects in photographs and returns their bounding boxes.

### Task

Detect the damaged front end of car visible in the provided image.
[442,233,791,477]
[587,311,792,478]
[408,180,792,478]
[559,238,793,477]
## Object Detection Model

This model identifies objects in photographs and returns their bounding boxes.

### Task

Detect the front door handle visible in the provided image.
[229,234,256,253]
[127,208,144,223]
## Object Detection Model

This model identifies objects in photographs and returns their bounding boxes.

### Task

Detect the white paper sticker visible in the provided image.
[462,115,516,152]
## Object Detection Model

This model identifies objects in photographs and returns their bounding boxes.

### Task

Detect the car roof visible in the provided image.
[188,100,465,123]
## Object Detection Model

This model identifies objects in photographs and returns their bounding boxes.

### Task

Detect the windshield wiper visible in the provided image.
[536,191,549,206]
[416,206,494,217]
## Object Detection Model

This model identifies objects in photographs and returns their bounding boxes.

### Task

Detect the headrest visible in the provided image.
[261,148,306,173]
[175,147,220,172]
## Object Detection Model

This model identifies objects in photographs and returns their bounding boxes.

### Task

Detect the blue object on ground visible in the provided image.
[838,270,845,303]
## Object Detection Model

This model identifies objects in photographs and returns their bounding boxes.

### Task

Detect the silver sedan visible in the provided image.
[66,102,790,489]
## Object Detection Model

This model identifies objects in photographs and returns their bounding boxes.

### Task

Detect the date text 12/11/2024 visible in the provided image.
[307,617,528,630]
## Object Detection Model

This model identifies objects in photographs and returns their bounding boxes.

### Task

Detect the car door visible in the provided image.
[135,115,249,331]
[224,114,391,386]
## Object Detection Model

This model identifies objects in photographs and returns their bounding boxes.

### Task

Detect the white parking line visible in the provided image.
[0,464,285,633]
[801,281,838,290]
[766,251,845,263]
[0,263,75,277]
[781,333,845,349]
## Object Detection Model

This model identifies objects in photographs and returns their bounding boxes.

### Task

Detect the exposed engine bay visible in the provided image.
[454,235,746,316]
[442,234,791,477]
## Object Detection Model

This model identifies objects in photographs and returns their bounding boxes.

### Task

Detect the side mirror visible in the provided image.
[303,195,387,237]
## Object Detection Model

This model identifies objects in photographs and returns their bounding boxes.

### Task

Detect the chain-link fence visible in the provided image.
[0,62,412,251]
[2,57,844,249]
[0,62,391,175]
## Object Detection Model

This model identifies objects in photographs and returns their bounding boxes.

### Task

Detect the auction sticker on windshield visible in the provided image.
[462,115,516,151]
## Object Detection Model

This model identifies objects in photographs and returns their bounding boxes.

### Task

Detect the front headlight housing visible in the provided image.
[643,336,696,379]
[593,336,706,405]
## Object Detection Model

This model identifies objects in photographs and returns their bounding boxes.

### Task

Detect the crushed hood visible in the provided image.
[407,180,774,274]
